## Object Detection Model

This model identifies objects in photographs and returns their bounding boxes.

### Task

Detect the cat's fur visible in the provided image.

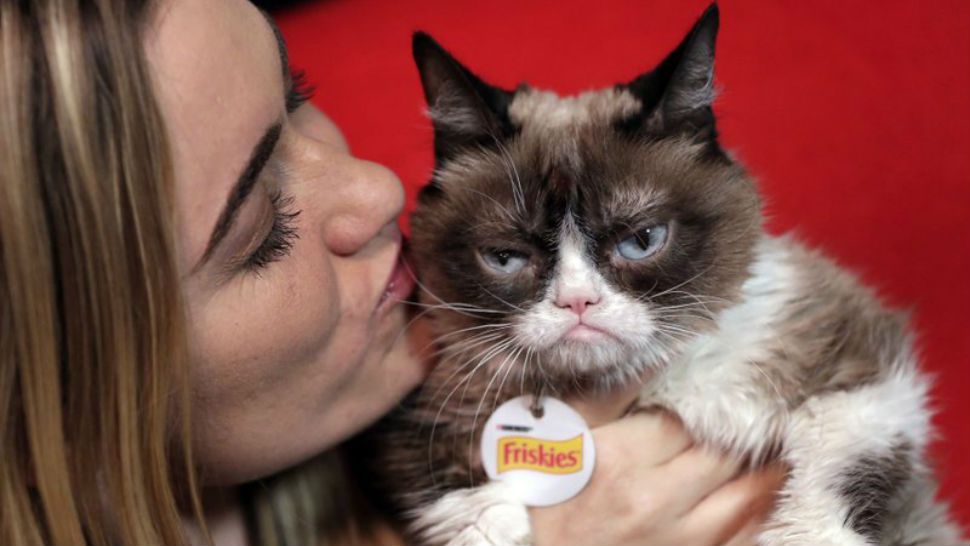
[363,5,965,545]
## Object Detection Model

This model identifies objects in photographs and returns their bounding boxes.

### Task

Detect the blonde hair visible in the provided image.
[0,1,203,543]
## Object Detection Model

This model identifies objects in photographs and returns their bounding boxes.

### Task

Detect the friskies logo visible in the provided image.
[496,434,583,475]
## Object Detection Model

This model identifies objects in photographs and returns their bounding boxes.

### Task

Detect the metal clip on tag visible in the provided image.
[480,395,596,507]
[529,386,545,419]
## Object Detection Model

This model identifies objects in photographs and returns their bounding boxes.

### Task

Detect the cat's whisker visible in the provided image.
[483,129,526,215]
[388,301,443,351]
[452,338,516,416]
[475,283,525,312]
[424,333,510,406]
[467,343,522,483]
[419,327,512,370]
[531,349,557,398]
[653,322,698,340]
[663,290,732,313]
[656,310,717,324]
[519,346,534,397]
[390,287,509,352]
[650,291,730,307]
[429,322,514,345]
[392,315,506,375]
[646,325,690,346]
[406,300,507,315]
[653,301,719,317]
[439,339,515,457]
[391,304,506,359]
[495,139,527,215]
[426,333,506,385]
[646,264,717,302]
[402,259,493,320]
[449,184,518,221]
[427,337,516,484]
[492,344,524,415]
[653,301,719,313]
[430,333,507,361]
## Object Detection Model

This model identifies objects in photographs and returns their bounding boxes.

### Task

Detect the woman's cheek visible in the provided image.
[188,253,341,409]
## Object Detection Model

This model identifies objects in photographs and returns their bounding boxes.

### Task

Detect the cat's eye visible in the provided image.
[480,248,529,275]
[615,224,669,261]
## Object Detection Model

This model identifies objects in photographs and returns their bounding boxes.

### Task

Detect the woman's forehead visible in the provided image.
[144,0,283,272]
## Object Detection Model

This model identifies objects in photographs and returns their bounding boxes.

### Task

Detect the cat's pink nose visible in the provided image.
[555,291,601,315]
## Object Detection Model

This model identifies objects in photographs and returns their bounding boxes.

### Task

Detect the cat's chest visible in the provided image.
[638,243,801,457]
[638,345,790,460]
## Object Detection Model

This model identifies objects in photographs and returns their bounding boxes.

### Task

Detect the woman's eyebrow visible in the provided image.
[194,11,292,272]
[196,122,283,271]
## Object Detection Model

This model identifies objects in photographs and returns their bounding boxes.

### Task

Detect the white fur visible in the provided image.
[412,481,531,546]
[508,88,640,130]
[642,237,951,545]
[759,369,933,546]
[507,88,641,172]
[648,237,798,461]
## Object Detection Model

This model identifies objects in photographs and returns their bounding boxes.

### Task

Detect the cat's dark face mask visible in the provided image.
[409,4,763,388]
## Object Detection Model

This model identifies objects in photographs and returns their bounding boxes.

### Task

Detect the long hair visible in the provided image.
[0,1,203,543]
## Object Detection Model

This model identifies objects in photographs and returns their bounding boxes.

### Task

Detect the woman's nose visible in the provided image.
[322,158,405,257]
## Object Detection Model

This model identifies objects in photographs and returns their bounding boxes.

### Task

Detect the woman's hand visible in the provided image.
[529,411,786,546]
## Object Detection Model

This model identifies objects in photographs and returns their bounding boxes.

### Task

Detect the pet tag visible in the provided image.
[480,395,595,507]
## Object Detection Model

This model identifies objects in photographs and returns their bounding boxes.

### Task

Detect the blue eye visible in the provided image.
[480,248,529,274]
[615,224,669,261]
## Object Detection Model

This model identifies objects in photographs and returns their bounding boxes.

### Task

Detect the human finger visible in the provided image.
[722,518,763,546]
[659,446,743,516]
[678,464,786,545]
[593,410,692,467]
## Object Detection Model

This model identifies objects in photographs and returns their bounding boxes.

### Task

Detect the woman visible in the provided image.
[0,0,784,544]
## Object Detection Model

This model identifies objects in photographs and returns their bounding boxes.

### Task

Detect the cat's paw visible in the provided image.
[757,522,870,546]
[412,481,531,546]
[444,503,531,546]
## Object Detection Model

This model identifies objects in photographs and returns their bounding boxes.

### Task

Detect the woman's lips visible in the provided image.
[376,245,416,316]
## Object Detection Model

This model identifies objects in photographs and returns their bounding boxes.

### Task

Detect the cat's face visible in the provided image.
[410,5,762,386]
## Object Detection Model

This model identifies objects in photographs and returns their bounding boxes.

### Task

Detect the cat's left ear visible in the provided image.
[413,32,515,165]
[622,4,720,139]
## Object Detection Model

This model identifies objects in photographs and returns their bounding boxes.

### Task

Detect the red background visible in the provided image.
[276,0,970,529]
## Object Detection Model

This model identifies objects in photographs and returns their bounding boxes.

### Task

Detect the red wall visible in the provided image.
[277,0,970,529]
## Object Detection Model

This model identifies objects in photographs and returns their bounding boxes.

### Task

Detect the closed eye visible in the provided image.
[242,190,301,272]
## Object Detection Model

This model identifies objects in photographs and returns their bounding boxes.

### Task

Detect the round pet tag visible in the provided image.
[480,395,596,507]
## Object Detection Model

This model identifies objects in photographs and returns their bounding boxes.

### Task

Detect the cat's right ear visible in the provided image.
[413,32,515,165]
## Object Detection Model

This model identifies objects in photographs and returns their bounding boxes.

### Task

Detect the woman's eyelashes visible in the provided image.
[243,190,301,272]
[286,68,314,113]
[241,68,312,274]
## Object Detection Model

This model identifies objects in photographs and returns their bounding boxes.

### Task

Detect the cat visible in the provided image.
[361,5,965,545]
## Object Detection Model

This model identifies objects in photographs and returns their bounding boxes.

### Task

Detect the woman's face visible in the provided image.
[145,0,424,484]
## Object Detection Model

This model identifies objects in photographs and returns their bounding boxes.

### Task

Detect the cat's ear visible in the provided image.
[412,32,515,164]
[622,4,719,139]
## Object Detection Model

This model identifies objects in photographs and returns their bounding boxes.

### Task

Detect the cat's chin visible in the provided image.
[532,330,685,387]
[540,338,646,377]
